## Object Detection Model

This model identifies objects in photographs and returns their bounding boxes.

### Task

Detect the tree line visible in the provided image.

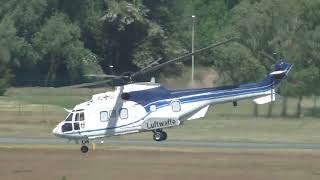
[0,0,319,116]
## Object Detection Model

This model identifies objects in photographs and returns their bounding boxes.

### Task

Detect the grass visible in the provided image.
[3,147,320,180]
[0,87,320,144]
[118,117,320,143]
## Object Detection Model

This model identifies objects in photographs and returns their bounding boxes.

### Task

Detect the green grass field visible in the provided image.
[0,87,319,143]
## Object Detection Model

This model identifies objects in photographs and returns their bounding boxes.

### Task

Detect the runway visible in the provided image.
[1,137,320,150]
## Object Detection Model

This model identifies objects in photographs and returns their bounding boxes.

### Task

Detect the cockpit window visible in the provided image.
[65,114,72,121]
[62,123,72,132]
[65,111,85,122]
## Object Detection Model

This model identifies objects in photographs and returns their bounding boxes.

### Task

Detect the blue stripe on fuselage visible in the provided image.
[130,82,273,112]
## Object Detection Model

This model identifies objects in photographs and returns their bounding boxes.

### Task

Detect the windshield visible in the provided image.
[64,112,85,121]
[61,110,85,133]
[65,113,73,121]
[64,110,85,122]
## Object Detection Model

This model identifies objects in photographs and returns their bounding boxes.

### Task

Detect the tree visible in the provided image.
[0,17,15,69]
[32,14,101,86]
[215,0,320,117]
[0,17,34,93]
[171,0,235,66]
[6,0,48,39]
[0,0,189,86]
[0,46,12,95]
[281,0,320,117]
[0,0,48,85]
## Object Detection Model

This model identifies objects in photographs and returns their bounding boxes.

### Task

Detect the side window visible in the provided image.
[100,111,109,122]
[80,112,85,121]
[150,105,157,112]
[172,101,181,112]
[119,108,128,119]
[74,123,80,130]
[110,110,117,118]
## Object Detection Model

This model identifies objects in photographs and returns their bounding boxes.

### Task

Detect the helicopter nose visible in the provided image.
[52,126,59,136]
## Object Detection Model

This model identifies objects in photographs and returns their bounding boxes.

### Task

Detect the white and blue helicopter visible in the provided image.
[52,38,293,153]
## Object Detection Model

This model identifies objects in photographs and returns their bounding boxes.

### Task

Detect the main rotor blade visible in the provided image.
[60,79,114,88]
[85,74,124,78]
[131,37,238,78]
[61,37,238,88]
[138,57,162,73]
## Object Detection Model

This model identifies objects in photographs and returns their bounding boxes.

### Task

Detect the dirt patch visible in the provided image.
[1,148,320,180]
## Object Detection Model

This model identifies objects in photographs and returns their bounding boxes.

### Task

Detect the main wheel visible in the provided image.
[162,131,168,141]
[80,145,89,153]
[153,132,163,141]
[153,131,167,141]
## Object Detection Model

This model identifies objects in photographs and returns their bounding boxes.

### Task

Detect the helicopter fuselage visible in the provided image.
[52,61,292,153]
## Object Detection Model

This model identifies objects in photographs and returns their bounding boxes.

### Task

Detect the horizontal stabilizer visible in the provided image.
[253,93,281,105]
[270,70,286,75]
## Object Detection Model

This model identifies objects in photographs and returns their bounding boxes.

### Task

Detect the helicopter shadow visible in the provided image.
[105,86,124,136]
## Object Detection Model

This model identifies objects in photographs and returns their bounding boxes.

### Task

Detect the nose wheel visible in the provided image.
[153,130,167,141]
[80,138,90,153]
[81,145,89,153]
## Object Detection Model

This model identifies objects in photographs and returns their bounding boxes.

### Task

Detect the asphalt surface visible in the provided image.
[1,137,320,150]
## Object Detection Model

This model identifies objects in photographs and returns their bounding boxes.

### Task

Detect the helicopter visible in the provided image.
[52,38,293,153]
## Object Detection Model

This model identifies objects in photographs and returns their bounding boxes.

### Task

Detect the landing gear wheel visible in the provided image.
[153,132,162,141]
[162,131,167,141]
[153,131,167,141]
[81,145,89,153]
